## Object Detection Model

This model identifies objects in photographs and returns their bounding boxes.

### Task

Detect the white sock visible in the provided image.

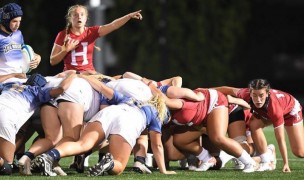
[260,152,271,163]
[238,150,254,165]
[219,150,234,167]
[196,148,212,162]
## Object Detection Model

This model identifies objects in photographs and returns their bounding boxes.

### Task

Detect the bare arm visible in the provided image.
[0,73,27,82]
[160,76,182,87]
[227,95,250,109]
[141,78,183,110]
[166,86,204,101]
[50,37,79,66]
[79,74,114,99]
[149,131,176,174]
[212,86,240,96]
[274,126,290,172]
[49,71,77,97]
[98,10,143,37]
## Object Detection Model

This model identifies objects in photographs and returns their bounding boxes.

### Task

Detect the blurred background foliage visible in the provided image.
[1,0,304,93]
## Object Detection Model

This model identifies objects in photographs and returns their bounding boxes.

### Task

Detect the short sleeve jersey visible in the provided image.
[0,30,24,74]
[171,89,210,126]
[54,26,100,72]
[237,88,295,127]
[0,82,52,112]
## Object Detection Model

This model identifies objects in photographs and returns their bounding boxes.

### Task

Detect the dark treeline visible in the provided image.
[2,0,304,94]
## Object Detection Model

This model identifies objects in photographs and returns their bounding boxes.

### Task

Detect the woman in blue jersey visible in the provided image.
[0,3,41,79]
[36,74,176,176]
[0,72,76,175]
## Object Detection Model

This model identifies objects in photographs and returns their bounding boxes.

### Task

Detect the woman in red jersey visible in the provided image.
[141,78,257,173]
[50,4,142,73]
[214,79,304,173]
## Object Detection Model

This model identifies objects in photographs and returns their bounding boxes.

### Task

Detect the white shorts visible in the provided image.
[51,78,100,122]
[0,105,33,144]
[106,79,152,101]
[89,104,146,148]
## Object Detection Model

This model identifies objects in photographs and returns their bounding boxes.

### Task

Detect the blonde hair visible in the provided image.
[146,94,169,124]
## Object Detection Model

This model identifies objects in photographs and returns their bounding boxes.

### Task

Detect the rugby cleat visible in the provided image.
[88,153,114,176]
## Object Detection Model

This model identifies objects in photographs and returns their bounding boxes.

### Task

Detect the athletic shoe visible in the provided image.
[188,165,198,171]
[18,155,32,175]
[53,166,67,176]
[133,161,152,174]
[88,153,114,176]
[194,157,216,171]
[53,161,67,176]
[232,158,245,170]
[74,154,86,173]
[30,158,40,173]
[36,154,57,176]
[0,162,12,175]
[242,162,257,173]
[268,144,277,170]
[256,162,273,172]
[178,159,189,169]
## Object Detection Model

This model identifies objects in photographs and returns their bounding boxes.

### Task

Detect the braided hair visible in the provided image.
[248,79,270,93]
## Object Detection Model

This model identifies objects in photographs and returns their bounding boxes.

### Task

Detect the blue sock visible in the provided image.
[47,149,61,161]
[24,151,35,160]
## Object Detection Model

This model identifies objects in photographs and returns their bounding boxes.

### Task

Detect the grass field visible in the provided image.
[8,127,304,179]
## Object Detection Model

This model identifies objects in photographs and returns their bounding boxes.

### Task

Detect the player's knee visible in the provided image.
[292,149,304,158]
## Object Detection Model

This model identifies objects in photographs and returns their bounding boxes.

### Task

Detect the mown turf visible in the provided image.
[7,127,304,179]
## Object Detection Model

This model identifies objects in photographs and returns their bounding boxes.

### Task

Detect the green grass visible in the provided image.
[9,127,304,179]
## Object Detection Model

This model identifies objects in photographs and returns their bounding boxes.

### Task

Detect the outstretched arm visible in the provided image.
[274,126,290,172]
[141,78,183,110]
[212,86,240,96]
[0,73,27,82]
[159,76,182,87]
[227,95,251,109]
[98,10,143,37]
[149,131,176,174]
[79,74,114,99]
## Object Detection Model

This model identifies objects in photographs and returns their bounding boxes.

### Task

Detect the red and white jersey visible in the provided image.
[171,89,228,126]
[54,26,100,72]
[237,88,296,127]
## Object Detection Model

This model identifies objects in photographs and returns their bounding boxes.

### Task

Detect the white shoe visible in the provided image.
[18,155,32,176]
[242,162,257,173]
[53,166,67,176]
[52,161,67,176]
[256,162,273,172]
[232,158,245,170]
[133,161,152,174]
[36,154,57,176]
[194,157,216,171]
[267,144,276,170]
[188,165,197,171]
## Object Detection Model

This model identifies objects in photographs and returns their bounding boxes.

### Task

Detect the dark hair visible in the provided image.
[248,79,270,93]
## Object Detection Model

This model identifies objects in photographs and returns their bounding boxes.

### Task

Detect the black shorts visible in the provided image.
[229,105,245,124]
